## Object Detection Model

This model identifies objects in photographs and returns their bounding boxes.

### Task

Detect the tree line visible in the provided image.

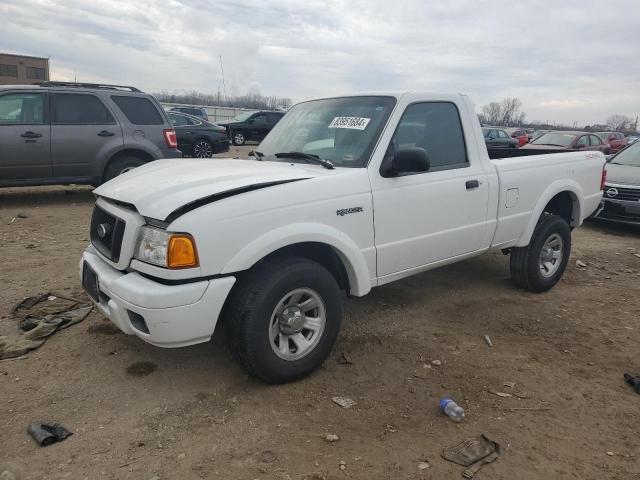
[478,97,638,134]
[154,90,293,111]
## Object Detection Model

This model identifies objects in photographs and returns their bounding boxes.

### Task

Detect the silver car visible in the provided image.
[597,140,640,225]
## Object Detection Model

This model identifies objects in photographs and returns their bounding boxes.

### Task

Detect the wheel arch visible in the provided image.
[102,148,155,182]
[516,181,583,247]
[221,224,373,297]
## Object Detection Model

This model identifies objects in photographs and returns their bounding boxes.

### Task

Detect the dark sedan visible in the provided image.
[521,131,610,154]
[483,127,519,148]
[167,112,229,157]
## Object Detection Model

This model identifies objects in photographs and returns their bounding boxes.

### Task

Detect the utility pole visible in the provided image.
[219,56,227,101]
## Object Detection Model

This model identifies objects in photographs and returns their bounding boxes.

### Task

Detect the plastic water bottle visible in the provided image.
[440,397,465,422]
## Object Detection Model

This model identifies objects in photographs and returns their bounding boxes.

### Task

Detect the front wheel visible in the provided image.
[223,257,343,384]
[510,214,571,292]
[231,130,246,146]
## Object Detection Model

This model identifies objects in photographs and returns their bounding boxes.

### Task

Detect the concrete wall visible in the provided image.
[0,53,49,86]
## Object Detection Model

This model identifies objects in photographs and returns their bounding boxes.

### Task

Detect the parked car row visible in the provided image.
[168,105,287,146]
[522,131,610,154]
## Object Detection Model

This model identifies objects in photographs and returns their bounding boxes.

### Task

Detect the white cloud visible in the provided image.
[1,0,639,124]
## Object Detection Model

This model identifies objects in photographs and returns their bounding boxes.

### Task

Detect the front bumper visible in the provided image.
[80,245,236,347]
[596,199,640,225]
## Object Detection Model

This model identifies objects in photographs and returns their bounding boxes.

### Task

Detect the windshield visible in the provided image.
[257,96,396,168]
[233,111,256,122]
[532,132,576,147]
[610,141,640,166]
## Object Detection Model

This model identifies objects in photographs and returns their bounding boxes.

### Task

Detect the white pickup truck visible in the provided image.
[80,92,605,383]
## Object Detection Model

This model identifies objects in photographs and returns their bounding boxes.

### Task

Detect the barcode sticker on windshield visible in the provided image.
[328,116,371,130]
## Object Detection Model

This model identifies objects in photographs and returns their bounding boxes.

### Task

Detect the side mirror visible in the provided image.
[383,147,430,177]
[247,119,254,124]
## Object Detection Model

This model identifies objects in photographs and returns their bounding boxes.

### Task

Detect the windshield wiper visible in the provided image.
[534,143,566,147]
[274,151,335,169]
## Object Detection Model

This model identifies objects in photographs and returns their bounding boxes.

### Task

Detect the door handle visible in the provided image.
[466,179,480,190]
[97,130,115,137]
[21,131,42,139]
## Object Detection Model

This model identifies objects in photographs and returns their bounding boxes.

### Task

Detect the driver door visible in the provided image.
[370,101,490,279]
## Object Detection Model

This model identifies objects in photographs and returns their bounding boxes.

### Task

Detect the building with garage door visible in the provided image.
[0,53,49,85]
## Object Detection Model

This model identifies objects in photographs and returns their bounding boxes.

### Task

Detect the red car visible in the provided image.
[521,131,610,154]
[504,128,529,147]
[595,132,628,153]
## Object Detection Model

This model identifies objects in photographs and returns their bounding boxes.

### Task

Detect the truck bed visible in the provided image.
[489,150,605,249]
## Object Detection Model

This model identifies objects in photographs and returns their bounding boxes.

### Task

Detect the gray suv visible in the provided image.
[0,82,181,187]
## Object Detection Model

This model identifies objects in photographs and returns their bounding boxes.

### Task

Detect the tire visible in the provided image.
[510,214,571,293]
[224,257,343,384]
[192,139,214,158]
[231,130,246,146]
[103,156,146,182]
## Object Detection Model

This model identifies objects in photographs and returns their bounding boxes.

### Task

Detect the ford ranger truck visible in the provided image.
[80,92,605,383]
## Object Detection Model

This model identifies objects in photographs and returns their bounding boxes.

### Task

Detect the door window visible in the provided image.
[576,136,589,147]
[252,114,267,125]
[52,93,114,124]
[389,102,468,171]
[498,130,509,139]
[589,135,602,145]
[0,93,45,124]
[168,113,189,127]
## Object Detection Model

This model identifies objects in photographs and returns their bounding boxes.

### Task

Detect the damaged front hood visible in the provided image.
[94,158,330,221]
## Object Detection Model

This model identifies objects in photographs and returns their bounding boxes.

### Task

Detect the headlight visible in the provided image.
[134,226,199,269]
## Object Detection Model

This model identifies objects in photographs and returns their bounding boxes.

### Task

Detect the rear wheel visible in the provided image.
[224,257,342,384]
[510,214,571,292]
[232,130,246,146]
[103,156,145,182]
[192,139,214,158]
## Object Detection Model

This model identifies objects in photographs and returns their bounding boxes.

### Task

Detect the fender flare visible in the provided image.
[220,222,372,296]
[516,179,584,247]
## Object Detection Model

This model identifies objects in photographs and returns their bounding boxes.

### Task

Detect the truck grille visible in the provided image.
[90,205,126,262]
[604,185,640,202]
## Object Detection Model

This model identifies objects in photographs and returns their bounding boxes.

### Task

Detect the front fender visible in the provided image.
[516,179,583,247]
[220,222,373,296]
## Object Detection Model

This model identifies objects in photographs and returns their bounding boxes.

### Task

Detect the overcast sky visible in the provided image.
[1,0,639,125]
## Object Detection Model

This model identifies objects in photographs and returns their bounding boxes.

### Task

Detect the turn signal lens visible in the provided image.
[167,235,198,269]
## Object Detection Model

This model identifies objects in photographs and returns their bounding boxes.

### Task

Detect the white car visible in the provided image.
[81,92,605,383]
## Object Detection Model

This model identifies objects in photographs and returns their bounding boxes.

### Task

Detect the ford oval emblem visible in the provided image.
[606,188,618,198]
[97,223,111,239]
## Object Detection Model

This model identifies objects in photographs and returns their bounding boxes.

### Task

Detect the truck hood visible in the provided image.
[605,162,640,186]
[94,158,336,221]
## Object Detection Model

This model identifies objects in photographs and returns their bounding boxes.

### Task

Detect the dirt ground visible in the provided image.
[1,149,640,479]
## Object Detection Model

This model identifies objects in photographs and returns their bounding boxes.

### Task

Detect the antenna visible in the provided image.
[219,56,227,100]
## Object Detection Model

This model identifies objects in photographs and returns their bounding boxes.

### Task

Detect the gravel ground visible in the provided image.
[1,150,640,479]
